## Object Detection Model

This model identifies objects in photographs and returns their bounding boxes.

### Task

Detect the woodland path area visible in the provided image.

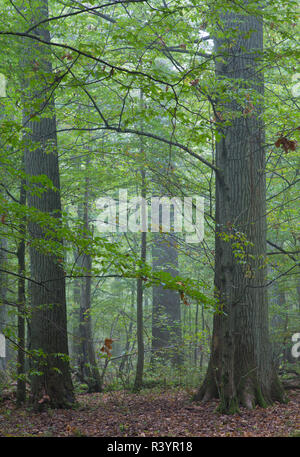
[0,389,299,437]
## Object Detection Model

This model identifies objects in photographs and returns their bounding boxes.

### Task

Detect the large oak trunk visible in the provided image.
[22,0,74,409]
[195,7,286,413]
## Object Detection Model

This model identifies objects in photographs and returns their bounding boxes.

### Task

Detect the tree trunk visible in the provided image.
[134,91,147,391]
[297,279,300,312]
[151,233,182,366]
[16,179,26,406]
[70,250,81,364]
[0,99,8,375]
[119,283,135,375]
[269,262,286,369]
[134,167,147,391]
[194,303,199,365]
[22,0,74,409]
[77,165,102,391]
[0,236,7,373]
[194,6,286,413]
[78,251,102,392]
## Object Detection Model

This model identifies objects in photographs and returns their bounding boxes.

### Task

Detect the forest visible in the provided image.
[0,0,299,440]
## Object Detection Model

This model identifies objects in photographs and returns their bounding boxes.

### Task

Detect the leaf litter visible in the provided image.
[0,389,299,437]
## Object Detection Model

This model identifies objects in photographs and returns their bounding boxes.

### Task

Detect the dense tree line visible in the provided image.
[0,0,298,414]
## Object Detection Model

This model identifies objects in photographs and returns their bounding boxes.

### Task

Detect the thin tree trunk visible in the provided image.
[0,237,7,373]
[70,250,81,364]
[16,179,26,406]
[77,156,102,392]
[0,100,8,374]
[134,168,147,391]
[194,303,199,365]
[119,283,135,375]
[268,261,286,369]
[199,304,205,370]
[134,90,147,390]
[78,252,102,392]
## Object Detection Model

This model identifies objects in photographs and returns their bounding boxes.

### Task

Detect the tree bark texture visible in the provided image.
[195,6,286,412]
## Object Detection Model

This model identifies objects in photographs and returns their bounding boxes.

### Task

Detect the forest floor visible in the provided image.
[0,388,299,437]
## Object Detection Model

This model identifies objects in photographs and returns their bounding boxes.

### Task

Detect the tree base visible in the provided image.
[194,367,287,414]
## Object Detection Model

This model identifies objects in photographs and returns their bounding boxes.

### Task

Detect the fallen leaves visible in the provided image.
[38,394,50,405]
[0,389,299,437]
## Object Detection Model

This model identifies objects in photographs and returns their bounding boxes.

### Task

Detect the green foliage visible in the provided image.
[0,0,298,401]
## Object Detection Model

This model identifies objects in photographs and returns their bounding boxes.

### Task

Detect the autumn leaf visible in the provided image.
[212,112,224,122]
[0,389,299,437]
[105,338,113,349]
[179,290,190,305]
[101,338,116,357]
[190,78,199,87]
[62,53,73,61]
[243,100,255,115]
[38,394,50,404]
[275,136,298,153]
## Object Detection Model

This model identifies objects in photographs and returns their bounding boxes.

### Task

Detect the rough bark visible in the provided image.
[194,6,286,412]
[22,0,74,409]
